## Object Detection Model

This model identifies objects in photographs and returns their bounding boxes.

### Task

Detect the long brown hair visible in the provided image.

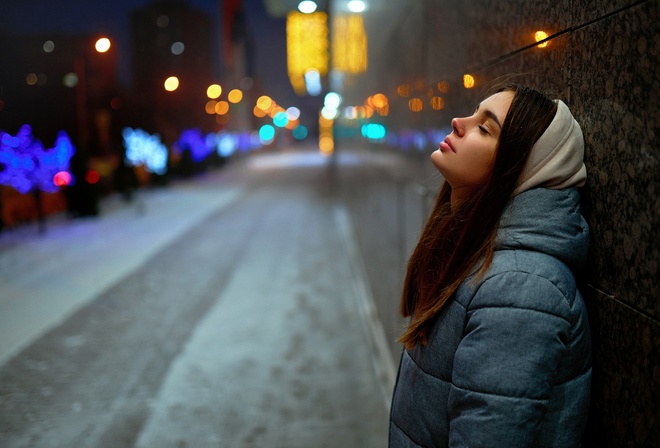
[398,84,558,349]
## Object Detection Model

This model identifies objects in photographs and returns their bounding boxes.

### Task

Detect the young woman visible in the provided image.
[389,84,591,447]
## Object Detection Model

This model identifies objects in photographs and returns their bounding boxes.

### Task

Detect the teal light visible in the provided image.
[273,111,289,128]
[361,123,387,141]
[259,125,276,143]
[292,125,308,140]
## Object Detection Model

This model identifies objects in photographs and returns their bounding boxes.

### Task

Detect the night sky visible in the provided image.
[1,0,292,96]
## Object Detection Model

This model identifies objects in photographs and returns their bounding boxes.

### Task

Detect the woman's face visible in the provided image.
[431,90,514,189]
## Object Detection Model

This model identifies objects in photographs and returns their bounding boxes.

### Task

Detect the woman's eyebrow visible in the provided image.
[475,104,503,129]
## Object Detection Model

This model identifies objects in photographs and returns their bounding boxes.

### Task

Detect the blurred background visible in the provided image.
[0,0,658,447]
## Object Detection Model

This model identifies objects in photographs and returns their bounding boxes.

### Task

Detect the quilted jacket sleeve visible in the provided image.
[447,269,573,447]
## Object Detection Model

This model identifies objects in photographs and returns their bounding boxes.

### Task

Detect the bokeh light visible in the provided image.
[227,89,243,103]
[122,127,168,175]
[319,116,334,155]
[332,13,367,75]
[430,96,445,110]
[0,126,76,193]
[463,74,475,89]
[286,107,301,121]
[205,100,217,114]
[171,41,185,55]
[324,92,342,109]
[216,133,238,157]
[535,31,550,48]
[257,95,273,111]
[408,98,423,112]
[253,106,267,118]
[347,0,366,13]
[164,76,179,91]
[292,125,308,140]
[259,125,276,143]
[304,69,322,96]
[53,171,72,187]
[362,123,387,141]
[321,106,338,120]
[397,84,411,97]
[207,84,222,99]
[26,73,38,86]
[95,37,111,53]
[298,1,317,13]
[215,101,230,115]
[85,169,100,185]
[286,11,329,95]
[176,129,214,162]
[273,111,289,128]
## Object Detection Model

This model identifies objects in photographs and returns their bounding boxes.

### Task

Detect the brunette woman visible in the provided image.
[389,84,591,447]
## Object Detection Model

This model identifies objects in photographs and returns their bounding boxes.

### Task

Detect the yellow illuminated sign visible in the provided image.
[331,14,367,74]
[287,11,329,95]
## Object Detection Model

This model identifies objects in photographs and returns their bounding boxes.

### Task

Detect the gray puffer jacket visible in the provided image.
[389,187,592,447]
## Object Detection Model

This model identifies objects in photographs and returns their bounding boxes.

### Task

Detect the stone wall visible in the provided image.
[335,0,658,445]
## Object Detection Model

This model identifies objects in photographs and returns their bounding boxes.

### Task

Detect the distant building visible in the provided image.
[0,32,119,155]
[130,0,216,142]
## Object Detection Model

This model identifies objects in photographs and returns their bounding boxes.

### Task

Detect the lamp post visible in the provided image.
[73,36,112,152]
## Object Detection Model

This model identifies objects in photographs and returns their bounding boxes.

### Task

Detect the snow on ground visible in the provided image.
[0,172,243,366]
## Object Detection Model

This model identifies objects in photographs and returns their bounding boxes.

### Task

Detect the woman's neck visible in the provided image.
[450,186,472,210]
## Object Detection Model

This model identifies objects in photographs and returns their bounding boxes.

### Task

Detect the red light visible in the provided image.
[85,169,100,184]
[53,171,72,186]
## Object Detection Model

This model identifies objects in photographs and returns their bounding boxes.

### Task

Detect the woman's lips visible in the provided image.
[439,137,455,153]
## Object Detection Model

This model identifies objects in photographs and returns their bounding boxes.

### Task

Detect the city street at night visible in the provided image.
[0,147,409,448]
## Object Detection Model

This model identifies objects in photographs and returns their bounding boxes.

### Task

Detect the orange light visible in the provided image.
[397,84,411,97]
[205,100,217,114]
[227,89,243,103]
[408,98,423,112]
[215,101,229,115]
[463,74,475,89]
[430,96,445,110]
[269,106,286,118]
[535,31,549,48]
[372,93,388,108]
[437,81,449,93]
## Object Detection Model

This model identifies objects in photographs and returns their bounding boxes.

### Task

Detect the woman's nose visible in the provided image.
[451,117,465,136]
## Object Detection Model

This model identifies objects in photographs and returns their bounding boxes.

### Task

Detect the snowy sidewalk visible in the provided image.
[0,173,243,365]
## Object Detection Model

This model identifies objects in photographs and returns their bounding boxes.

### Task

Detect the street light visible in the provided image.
[164,76,180,92]
[74,36,113,150]
[95,37,111,53]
